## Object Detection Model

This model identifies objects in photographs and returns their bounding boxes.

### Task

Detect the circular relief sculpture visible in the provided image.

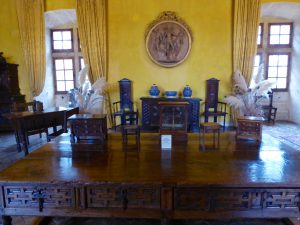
[145,11,192,68]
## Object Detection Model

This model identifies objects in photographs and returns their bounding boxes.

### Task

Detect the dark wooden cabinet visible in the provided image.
[0,54,25,131]
[140,97,201,132]
[159,101,189,141]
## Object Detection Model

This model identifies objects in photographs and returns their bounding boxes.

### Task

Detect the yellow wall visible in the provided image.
[0,0,27,96]
[108,0,233,106]
[0,0,76,100]
[0,0,233,106]
[45,0,76,11]
[262,0,300,2]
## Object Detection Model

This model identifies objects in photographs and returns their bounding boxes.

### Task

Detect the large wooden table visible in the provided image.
[0,133,299,224]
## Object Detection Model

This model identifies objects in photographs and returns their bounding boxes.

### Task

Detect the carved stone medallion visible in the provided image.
[145,11,192,68]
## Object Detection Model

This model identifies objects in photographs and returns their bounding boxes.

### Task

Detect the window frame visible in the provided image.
[51,27,82,94]
[266,52,291,92]
[257,23,263,48]
[50,29,74,53]
[267,22,293,48]
[253,53,263,76]
[52,57,75,94]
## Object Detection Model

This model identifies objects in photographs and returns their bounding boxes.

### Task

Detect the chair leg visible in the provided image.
[213,131,216,148]
[113,116,117,131]
[201,128,206,151]
[217,129,220,149]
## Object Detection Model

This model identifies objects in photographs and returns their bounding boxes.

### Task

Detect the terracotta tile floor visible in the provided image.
[0,121,299,225]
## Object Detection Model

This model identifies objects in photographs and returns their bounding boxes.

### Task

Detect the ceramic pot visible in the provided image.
[183,85,192,98]
[149,84,160,97]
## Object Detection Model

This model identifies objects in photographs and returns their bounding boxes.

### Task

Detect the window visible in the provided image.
[266,53,290,90]
[51,28,82,94]
[51,29,73,52]
[268,23,292,47]
[257,23,263,47]
[253,54,262,77]
[53,58,74,92]
[255,22,293,91]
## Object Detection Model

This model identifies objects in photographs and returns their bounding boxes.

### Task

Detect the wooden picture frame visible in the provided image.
[145,11,192,68]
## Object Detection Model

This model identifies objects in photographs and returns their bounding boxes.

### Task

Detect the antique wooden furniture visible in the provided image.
[112,100,134,131]
[236,116,265,142]
[141,97,201,132]
[1,133,300,225]
[11,102,48,145]
[200,122,221,150]
[159,101,189,142]
[4,107,79,155]
[68,114,107,144]
[0,53,25,131]
[261,91,277,123]
[10,101,47,144]
[122,111,140,151]
[112,78,133,130]
[202,78,227,129]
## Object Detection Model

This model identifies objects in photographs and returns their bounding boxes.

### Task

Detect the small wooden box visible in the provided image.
[236,116,264,142]
[68,114,107,143]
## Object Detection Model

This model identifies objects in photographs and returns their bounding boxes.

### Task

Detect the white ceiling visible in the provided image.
[45,9,76,29]
[261,2,300,21]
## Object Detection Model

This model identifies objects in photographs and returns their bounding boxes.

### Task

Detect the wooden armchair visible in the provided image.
[202,101,227,129]
[202,78,227,129]
[262,106,277,124]
[112,100,134,130]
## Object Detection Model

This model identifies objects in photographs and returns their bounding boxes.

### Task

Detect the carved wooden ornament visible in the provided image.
[145,11,192,68]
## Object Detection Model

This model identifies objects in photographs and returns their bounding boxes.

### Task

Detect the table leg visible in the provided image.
[2,215,12,225]
[14,131,22,152]
[161,218,171,225]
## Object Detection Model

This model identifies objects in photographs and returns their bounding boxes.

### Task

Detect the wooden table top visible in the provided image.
[68,113,106,120]
[237,116,265,122]
[0,132,299,187]
[3,107,77,119]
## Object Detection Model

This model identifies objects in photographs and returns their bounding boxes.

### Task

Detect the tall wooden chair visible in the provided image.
[202,78,227,129]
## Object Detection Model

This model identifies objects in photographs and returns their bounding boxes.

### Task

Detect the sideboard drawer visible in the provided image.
[174,187,300,213]
[4,185,75,209]
[174,187,208,211]
[87,185,161,209]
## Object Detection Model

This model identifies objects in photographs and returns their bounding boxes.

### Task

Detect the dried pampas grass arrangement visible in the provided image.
[224,65,275,117]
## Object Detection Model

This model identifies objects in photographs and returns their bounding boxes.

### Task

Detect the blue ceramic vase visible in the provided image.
[183,85,192,98]
[149,84,160,97]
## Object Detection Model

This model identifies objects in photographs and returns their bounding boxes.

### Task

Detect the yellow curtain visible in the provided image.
[15,0,45,99]
[233,0,261,85]
[76,0,112,124]
[76,0,107,83]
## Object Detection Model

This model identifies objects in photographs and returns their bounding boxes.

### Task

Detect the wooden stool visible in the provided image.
[122,124,140,152]
[200,122,221,150]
